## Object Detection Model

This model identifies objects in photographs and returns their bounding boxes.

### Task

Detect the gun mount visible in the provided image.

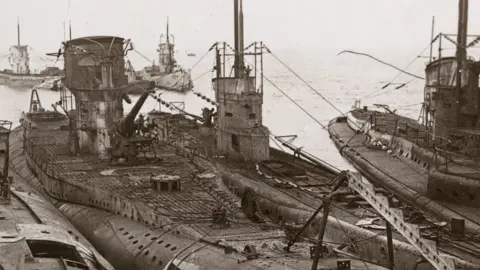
[111,91,154,165]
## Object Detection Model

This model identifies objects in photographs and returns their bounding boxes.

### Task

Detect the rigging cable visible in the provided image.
[267,47,347,117]
[361,34,444,100]
[108,60,441,265]
[338,50,425,80]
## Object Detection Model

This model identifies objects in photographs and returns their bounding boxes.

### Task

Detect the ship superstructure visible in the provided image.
[0,18,57,89]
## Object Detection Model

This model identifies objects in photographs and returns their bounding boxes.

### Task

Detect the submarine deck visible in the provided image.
[329,114,480,262]
[351,109,480,176]
[26,123,374,239]
[26,127,281,240]
[22,109,480,267]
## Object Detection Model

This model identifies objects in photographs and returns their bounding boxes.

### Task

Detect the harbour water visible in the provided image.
[0,49,424,171]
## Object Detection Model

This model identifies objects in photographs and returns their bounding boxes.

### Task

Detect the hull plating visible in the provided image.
[0,72,45,89]
[328,111,480,266]
[151,70,192,92]
[57,202,293,270]
[5,163,114,269]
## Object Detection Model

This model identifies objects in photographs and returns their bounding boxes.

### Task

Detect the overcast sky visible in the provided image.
[1,0,479,69]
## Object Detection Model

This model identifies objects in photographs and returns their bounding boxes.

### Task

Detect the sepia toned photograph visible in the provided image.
[0,0,479,269]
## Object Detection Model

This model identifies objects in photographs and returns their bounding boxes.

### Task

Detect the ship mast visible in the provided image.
[455,0,468,127]
[233,0,246,78]
[166,17,171,66]
[238,0,245,78]
[233,0,239,77]
[17,17,20,46]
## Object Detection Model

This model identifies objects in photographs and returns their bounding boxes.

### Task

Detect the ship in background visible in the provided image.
[137,18,193,93]
[12,1,480,270]
[0,18,62,89]
[329,0,480,265]
[0,120,114,270]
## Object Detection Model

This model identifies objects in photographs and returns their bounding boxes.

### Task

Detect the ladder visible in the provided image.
[347,172,455,270]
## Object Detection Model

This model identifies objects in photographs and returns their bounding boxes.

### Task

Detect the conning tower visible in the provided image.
[158,17,176,74]
[64,36,129,157]
[213,0,270,161]
[425,0,480,145]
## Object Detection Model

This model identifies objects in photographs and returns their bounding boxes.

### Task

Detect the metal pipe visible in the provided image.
[310,199,331,270]
[260,41,264,93]
[284,171,346,251]
[455,0,468,127]
[386,196,395,269]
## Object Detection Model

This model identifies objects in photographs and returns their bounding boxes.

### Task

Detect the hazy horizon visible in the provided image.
[1,0,479,72]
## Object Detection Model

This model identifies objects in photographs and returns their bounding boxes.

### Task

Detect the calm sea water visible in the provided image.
[0,50,424,171]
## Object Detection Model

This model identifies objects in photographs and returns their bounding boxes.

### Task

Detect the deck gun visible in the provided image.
[111,91,152,164]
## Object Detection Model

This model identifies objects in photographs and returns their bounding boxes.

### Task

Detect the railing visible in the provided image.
[23,135,59,177]
[371,114,433,149]
[370,112,480,172]
[152,118,216,163]
[434,144,480,173]
[0,120,12,132]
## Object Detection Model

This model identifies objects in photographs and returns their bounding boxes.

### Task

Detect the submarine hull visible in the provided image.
[56,202,272,270]
[328,109,480,264]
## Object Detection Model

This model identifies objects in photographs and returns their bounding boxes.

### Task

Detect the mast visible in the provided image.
[233,0,239,77]
[166,17,171,66]
[17,17,20,46]
[238,0,245,78]
[69,20,72,40]
[455,0,468,127]
[429,16,435,63]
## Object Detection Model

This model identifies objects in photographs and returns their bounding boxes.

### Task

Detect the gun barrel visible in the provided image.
[125,91,150,124]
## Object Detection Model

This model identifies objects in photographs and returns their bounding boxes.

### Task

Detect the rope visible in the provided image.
[267,47,346,117]
[337,50,425,80]
[133,49,153,64]
[364,65,426,100]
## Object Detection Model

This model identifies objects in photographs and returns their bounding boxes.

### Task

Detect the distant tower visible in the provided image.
[157,17,176,73]
[8,18,30,74]
[213,0,270,161]
[63,36,129,157]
